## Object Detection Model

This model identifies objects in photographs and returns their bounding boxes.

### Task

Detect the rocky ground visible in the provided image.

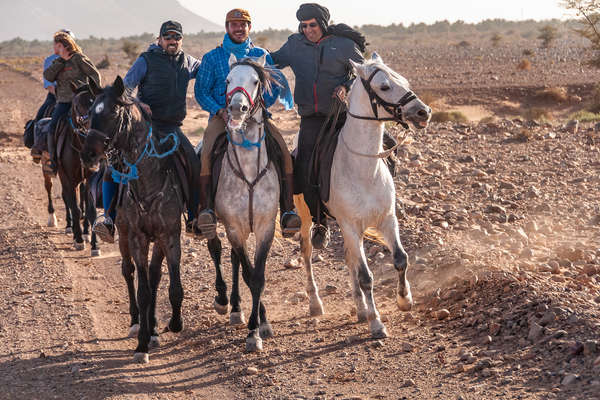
[0,34,599,400]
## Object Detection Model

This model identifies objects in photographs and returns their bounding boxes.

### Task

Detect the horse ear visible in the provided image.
[113,76,125,97]
[89,78,102,97]
[257,53,267,67]
[371,51,383,63]
[349,59,366,79]
[228,53,238,68]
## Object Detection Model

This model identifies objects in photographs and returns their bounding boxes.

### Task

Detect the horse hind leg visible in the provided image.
[379,215,412,311]
[208,237,229,316]
[229,247,245,326]
[295,194,324,317]
[147,244,164,349]
[44,173,57,227]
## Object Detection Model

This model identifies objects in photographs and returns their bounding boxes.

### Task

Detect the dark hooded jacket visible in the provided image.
[271,33,364,117]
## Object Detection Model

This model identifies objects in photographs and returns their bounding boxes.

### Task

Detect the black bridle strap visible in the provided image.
[346,68,416,128]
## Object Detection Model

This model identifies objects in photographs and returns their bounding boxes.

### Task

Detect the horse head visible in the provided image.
[349,53,431,129]
[226,54,271,131]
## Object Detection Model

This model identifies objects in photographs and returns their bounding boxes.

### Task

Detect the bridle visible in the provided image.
[225,61,266,122]
[347,68,417,129]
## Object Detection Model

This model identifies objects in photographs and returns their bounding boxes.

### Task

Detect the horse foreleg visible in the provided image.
[62,184,84,249]
[294,194,323,316]
[234,243,262,352]
[341,223,387,338]
[208,237,228,315]
[44,172,57,227]
[148,244,164,347]
[87,190,100,257]
[162,234,184,334]
[131,235,152,363]
[62,191,72,234]
[119,223,139,337]
[229,247,245,325]
[254,229,274,340]
[379,215,412,311]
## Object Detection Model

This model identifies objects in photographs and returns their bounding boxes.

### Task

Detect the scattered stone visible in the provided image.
[583,341,597,356]
[594,355,600,366]
[401,341,414,353]
[284,258,300,269]
[372,340,384,349]
[565,120,579,134]
[39,351,46,359]
[324,284,338,294]
[528,322,545,341]
[540,311,556,326]
[435,309,450,320]
[402,379,416,387]
[473,358,492,371]
[561,373,578,385]
[485,204,506,214]
[245,366,259,375]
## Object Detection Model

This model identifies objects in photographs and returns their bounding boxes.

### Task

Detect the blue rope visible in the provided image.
[111,126,180,184]
[227,129,265,149]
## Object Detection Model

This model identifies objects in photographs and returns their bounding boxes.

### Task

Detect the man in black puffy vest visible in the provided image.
[94,21,202,242]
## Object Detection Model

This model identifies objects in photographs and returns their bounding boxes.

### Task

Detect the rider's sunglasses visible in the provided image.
[301,22,319,29]
[162,33,182,41]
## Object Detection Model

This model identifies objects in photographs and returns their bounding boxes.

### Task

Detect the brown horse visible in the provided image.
[52,84,99,254]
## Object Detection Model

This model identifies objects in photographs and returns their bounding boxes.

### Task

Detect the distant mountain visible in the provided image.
[0,0,222,41]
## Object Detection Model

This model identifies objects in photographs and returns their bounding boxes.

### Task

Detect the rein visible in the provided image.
[346,68,417,129]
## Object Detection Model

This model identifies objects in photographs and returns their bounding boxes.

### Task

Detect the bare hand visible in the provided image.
[217,108,228,122]
[47,86,56,95]
[333,85,347,102]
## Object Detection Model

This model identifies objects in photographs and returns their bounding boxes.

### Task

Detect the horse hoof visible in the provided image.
[65,227,73,234]
[149,336,160,349]
[83,234,90,243]
[168,318,183,333]
[396,292,413,311]
[309,299,325,317]
[47,214,57,227]
[230,312,246,326]
[213,299,228,315]
[74,241,85,251]
[128,324,140,337]
[259,323,274,339]
[133,352,149,364]
[91,249,101,257]
[370,320,388,339]
[245,336,263,352]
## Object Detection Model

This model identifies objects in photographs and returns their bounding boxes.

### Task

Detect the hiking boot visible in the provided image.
[196,209,217,240]
[310,224,330,249]
[30,148,42,164]
[94,219,115,244]
[280,211,301,238]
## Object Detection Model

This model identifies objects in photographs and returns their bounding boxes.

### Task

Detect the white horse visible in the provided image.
[210,54,279,352]
[296,53,431,338]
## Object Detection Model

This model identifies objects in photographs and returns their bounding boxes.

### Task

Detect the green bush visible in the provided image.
[568,110,600,122]
[431,111,469,123]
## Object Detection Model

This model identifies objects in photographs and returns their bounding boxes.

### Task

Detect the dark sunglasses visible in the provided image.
[301,22,319,29]
[162,33,182,41]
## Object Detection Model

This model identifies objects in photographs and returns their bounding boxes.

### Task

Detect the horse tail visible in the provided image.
[364,228,387,246]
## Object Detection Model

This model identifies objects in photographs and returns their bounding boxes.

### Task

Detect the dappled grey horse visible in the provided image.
[295,53,431,338]
[201,54,280,352]
[82,76,186,363]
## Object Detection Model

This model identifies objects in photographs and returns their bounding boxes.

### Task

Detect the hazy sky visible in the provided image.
[178,0,571,31]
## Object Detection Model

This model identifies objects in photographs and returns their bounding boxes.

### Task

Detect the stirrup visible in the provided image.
[280,211,301,238]
[93,216,115,244]
[196,210,217,240]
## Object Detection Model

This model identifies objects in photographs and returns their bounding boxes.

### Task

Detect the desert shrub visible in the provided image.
[456,40,471,48]
[563,1,600,67]
[588,83,600,112]
[538,25,559,48]
[479,115,498,124]
[569,110,600,122]
[523,107,552,122]
[419,91,441,106]
[491,33,503,47]
[96,54,110,69]
[517,59,532,70]
[535,87,568,103]
[121,40,140,63]
[431,111,468,123]
[522,48,534,56]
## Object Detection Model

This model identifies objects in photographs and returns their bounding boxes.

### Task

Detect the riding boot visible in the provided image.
[280,173,301,238]
[45,129,58,175]
[195,174,217,240]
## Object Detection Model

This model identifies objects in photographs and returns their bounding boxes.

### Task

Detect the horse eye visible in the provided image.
[253,79,258,85]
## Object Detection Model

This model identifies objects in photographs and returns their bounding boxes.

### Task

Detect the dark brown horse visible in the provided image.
[82,76,187,363]
[52,84,100,255]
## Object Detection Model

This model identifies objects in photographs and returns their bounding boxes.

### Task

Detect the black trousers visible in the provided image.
[35,92,56,121]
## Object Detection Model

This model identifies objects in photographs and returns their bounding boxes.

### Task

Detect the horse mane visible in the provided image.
[362,59,409,88]
[100,83,143,142]
[231,58,279,95]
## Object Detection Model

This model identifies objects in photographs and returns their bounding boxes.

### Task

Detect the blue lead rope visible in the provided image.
[111,126,180,184]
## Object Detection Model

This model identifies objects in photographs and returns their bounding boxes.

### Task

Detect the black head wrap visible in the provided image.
[296,3,330,35]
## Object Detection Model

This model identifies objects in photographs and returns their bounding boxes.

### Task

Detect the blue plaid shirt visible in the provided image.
[194,45,290,117]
